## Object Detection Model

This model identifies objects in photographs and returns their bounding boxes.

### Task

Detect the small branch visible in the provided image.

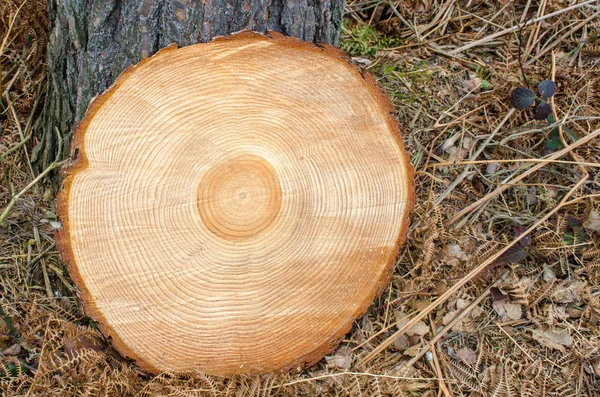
[0,133,31,161]
[0,159,67,227]
[517,13,534,88]
[0,129,65,227]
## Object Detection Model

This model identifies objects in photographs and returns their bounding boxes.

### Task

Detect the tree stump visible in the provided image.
[56,31,414,376]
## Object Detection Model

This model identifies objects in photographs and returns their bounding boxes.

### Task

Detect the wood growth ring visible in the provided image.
[56,31,415,376]
[197,154,281,240]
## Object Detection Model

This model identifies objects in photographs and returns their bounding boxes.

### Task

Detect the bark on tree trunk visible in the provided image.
[38,0,344,169]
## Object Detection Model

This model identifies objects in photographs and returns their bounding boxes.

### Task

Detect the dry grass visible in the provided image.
[1,0,599,395]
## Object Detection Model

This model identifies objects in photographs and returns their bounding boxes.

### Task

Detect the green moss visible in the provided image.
[340,21,401,57]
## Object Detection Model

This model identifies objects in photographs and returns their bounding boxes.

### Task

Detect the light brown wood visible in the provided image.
[56,31,414,376]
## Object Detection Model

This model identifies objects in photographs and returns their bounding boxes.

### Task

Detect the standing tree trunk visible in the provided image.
[38,0,344,169]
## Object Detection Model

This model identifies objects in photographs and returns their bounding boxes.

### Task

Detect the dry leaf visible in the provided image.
[496,245,527,264]
[456,298,470,310]
[566,306,583,319]
[543,265,556,282]
[396,312,430,336]
[393,334,410,350]
[532,327,573,353]
[552,281,586,304]
[408,321,430,336]
[470,305,483,318]
[2,343,21,355]
[404,343,422,357]
[490,287,507,301]
[463,77,483,91]
[456,347,477,364]
[493,300,522,320]
[409,299,431,312]
[486,162,500,175]
[583,210,600,231]
[442,310,458,326]
[325,345,353,370]
[445,244,470,267]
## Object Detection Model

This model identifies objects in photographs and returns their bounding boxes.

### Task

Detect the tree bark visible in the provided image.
[38,0,344,169]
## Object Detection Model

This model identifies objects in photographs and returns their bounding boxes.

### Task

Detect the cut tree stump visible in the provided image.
[56,31,414,376]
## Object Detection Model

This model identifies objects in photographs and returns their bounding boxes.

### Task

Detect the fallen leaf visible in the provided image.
[532,327,573,353]
[490,287,507,301]
[456,299,470,310]
[407,321,430,336]
[409,299,431,312]
[447,244,470,261]
[438,134,461,155]
[393,334,410,350]
[2,343,21,355]
[470,305,483,319]
[396,313,430,336]
[486,162,500,176]
[456,347,477,364]
[463,77,483,92]
[552,281,586,304]
[493,300,522,320]
[325,345,353,370]
[496,245,527,265]
[404,343,422,357]
[567,306,583,319]
[583,210,600,231]
[514,225,532,246]
[543,265,556,282]
[442,310,458,326]
[444,244,470,267]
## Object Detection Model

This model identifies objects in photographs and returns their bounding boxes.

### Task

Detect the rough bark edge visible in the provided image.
[55,30,415,376]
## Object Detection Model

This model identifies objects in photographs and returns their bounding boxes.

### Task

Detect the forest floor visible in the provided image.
[1,0,600,396]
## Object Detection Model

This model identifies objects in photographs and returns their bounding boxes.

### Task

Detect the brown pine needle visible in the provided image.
[359,174,589,366]
[445,127,600,227]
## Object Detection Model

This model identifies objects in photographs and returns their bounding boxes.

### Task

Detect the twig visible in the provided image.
[448,0,597,55]
[429,158,600,168]
[280,372,439,388]
[0,129,65,227]
[525,0,547,55]
[0,133,31,161]
[497,323,534,360]
[9,102,35,178]
[27,243,56,268]
[517,12,534,88]
[428,342,453,397]
[359,174,588,366]
[34,227,53,298]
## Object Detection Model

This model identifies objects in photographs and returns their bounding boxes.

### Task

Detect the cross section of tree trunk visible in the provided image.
[56,31,414,376]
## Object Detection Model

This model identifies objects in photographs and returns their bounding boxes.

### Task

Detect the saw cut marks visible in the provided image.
[56,31,414,376]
